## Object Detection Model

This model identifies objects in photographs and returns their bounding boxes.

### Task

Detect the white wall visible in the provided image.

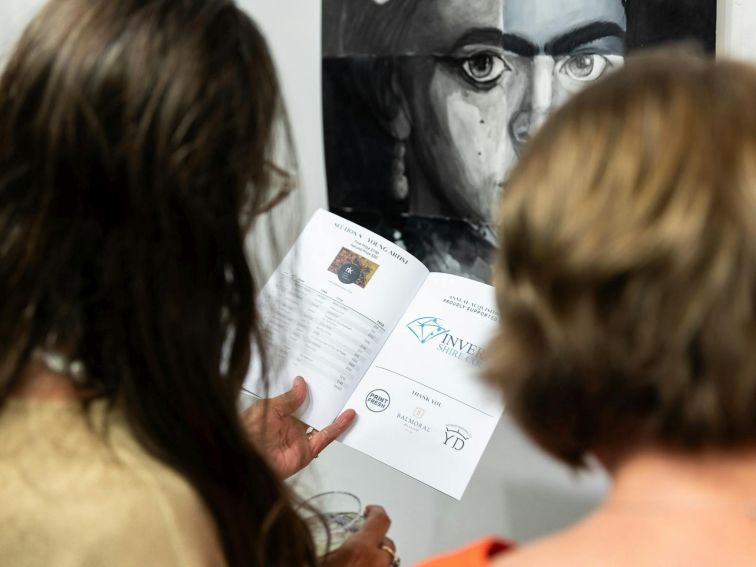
[1,1,754,565]
[0,0,46,64]
[238,0,328,218]
[718,0,756,61]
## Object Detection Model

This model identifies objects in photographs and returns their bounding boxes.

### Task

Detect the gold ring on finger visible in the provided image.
[380,544,400,567]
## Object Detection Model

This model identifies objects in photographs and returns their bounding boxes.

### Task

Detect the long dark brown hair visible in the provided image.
[0,0,316,564]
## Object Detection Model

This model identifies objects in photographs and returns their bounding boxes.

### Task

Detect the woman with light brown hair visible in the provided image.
[418,51,756,565]
[0,1,397,566]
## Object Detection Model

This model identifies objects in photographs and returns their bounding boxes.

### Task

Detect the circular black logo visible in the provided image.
[337,262,362,285]
[365,389,390,412]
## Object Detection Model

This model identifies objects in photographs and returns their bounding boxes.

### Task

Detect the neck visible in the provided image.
[604,447,756,515]
[405,144,468,219]
[14,363,79,401]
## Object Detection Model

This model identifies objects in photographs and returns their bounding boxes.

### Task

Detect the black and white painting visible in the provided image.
[323,0,717,282]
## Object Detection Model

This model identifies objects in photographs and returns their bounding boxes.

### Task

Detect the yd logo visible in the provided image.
[443,425,471,451]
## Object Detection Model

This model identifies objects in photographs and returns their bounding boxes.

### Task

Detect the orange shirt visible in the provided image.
[415,538,512,567]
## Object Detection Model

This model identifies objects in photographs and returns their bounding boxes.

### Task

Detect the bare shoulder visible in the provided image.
[489,517,622,567]
[490,534,583,567]
[490,513,756,567]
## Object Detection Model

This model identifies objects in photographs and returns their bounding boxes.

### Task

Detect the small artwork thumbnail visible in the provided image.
[327,247,379,288]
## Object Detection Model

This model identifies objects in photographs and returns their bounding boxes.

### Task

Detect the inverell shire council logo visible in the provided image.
[444,425,471,451]
[365,389,390,412]
[406,316,449,344]
[406,315,486,367]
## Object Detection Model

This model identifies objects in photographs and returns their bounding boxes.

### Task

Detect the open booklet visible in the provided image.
[244,209,504,499]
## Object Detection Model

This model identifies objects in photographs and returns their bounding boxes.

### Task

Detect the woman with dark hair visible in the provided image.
[0,1,395,565]
[323,0,716,283]
[324,0,628,281]
[417,52,756,565]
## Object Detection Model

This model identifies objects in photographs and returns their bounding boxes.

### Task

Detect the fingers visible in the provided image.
[323,507,396,567]
[308,409,356,457]
[351,505,391,547]
[268,376,308,416]
[380,538,398,567]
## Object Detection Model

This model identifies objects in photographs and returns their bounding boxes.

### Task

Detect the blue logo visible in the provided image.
[406,316,450,344]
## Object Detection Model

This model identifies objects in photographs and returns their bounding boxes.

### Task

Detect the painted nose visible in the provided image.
[509,56,554,154]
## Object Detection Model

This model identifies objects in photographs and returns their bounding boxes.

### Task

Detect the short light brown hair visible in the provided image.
[489,51,756,467]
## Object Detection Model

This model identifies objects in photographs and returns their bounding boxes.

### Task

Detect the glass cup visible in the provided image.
[299,491,365,556]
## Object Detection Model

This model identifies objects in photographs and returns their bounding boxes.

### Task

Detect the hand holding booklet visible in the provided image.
[244,210,504,499]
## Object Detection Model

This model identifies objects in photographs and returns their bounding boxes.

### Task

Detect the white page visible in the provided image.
[244,209,428,430]
[339,273,504,499]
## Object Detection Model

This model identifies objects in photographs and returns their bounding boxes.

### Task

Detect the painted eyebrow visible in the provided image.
[545,22,626,56]
[446,27,537,58]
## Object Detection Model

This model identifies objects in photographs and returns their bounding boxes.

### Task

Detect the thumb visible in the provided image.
[269,376,308,416]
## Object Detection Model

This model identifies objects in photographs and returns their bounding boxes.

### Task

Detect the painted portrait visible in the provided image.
[323,0,716,282]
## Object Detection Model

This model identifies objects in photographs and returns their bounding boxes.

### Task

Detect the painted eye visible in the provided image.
[461,53,509,85]
[560,54,611,82]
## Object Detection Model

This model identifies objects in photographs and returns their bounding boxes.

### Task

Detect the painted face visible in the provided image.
[397,0,626,223]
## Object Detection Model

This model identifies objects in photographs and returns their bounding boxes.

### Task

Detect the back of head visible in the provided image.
[490,51,756,467]
[0,0,314,564]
